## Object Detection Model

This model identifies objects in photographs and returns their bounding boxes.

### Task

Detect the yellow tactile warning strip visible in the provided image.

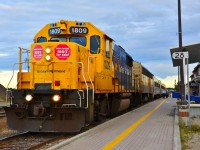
[102,99,167,150]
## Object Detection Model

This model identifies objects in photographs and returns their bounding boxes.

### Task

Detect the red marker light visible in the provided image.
[55,81,60,86]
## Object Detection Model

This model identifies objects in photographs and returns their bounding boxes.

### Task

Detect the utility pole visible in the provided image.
[178,0,186,103]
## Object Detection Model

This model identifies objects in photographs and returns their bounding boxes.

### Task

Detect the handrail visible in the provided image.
[40,61,89,108]
[7,61,89,109]
[88,56,96,104]
[6,62,31,103]
[77,90,84,107]
[7,62,31,89]
[30,61,89,108]
[6,89,12,104]
[71,62,88,109]
[7,63,17,90]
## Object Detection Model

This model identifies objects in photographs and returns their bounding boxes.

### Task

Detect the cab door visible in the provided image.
[103,38,113,90]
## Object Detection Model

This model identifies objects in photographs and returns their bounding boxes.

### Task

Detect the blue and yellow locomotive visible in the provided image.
[4,20,166,132]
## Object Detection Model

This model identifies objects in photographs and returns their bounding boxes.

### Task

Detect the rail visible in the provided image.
[0,112,5,117]
[71,61,89,109]
[6,47,30,103]
[0,132,72,150]
[6,89,12,104]
[6,61,31,103]
[0,107,5,117]
[77,90,84,107]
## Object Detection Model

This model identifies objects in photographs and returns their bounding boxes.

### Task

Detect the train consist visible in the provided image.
[4,20,167,132]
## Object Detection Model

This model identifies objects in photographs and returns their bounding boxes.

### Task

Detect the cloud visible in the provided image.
[142,61,178,78]
[157,75,178,88]
[0,53,9,57]
[0,4,12,10]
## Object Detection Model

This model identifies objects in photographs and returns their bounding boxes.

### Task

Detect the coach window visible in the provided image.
[70,37,86,46]
[106,39,110,58]
[90,35,100,54]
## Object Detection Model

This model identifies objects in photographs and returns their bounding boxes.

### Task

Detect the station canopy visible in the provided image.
[170,42,200,67]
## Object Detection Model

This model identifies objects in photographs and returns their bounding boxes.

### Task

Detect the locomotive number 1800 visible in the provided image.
[70,27,88,34]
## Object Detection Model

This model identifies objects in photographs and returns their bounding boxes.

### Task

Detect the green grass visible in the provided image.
[180,119,190,150]
[179,118,200,150]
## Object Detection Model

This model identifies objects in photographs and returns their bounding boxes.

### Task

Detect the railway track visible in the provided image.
[0,108,130,149]
[0,107,5,117]
[0,132,74,150]
[0,120,107,149]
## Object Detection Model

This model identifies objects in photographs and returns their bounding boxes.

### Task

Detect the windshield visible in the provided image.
[70,37,86,46]
[50,37,67,42]
[37,37,47,43]
[36,36,86,47]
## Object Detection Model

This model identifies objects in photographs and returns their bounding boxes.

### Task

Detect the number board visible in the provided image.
[69,27,88,34]
[172,52,189,59]
[48,27,61,35]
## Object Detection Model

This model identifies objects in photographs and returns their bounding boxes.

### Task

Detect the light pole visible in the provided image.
[178,0,186,103]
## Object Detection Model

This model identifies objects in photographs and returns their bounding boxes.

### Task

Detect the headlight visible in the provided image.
[45,48,51,54]
[52,94,60,102]
[25,94,33,102]
[45,55,51,61]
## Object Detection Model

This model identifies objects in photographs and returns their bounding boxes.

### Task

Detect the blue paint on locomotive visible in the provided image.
[113,44,133,91]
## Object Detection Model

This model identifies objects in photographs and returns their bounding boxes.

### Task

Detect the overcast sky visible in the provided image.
[0,0,200,88]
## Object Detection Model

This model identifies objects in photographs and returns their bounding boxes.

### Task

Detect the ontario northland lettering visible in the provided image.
[37,70,66,73]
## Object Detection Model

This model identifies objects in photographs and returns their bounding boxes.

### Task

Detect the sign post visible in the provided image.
[172,52,189,97]
[172,51,191,129]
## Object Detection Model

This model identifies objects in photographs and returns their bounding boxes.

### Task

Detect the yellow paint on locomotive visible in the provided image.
[30,42,86,90]
[132,61,142,93]
[18,20,117,93]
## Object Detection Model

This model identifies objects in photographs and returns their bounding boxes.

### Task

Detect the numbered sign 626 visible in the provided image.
[172,52,189,59]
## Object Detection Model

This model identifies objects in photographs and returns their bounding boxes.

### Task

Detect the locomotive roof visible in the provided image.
[34,20,114,41]
[142,66,154,79]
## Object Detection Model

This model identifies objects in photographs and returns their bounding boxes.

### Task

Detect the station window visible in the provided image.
[90,35,100,54]
[70,37,86,46]
[37,37,47,43]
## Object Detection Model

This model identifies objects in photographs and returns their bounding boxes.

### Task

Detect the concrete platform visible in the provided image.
[48,98,180,150]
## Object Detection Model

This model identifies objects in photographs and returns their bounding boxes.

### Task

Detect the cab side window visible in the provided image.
[90,35,100,54]
[106,39,110,58]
